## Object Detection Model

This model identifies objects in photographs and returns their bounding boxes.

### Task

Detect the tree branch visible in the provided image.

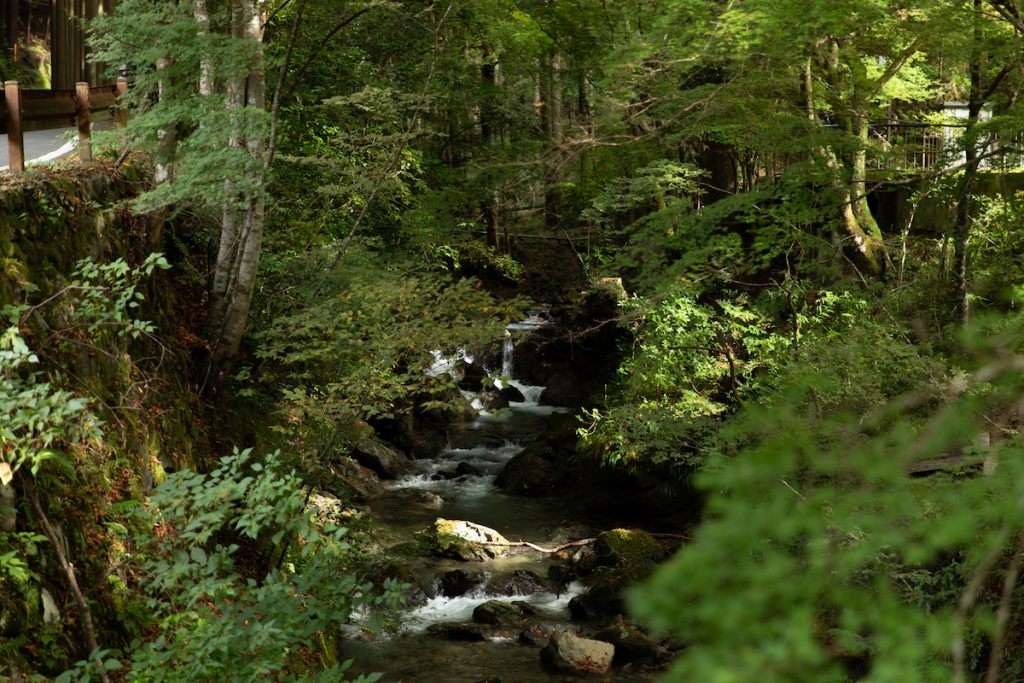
[27,478,111,683]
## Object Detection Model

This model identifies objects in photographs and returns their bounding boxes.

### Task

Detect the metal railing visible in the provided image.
[868,120,1024,172]
[0,77,128,173]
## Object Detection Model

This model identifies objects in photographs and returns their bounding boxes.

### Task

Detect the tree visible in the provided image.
[91,0,303,372]
[611,0,952,276]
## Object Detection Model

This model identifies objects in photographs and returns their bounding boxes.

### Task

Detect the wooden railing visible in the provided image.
[0,78,128,173]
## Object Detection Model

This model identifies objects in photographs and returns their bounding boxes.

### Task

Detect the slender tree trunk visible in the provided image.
[481,45,500,249]
[209,0,268,368]
[542,50,564,231]
[195,0,214,97]
[207,1,246,342]
[953,0,985,327]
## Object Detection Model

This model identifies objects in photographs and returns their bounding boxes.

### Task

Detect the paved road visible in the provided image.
[0,122,115,171]
[0,127,78,170]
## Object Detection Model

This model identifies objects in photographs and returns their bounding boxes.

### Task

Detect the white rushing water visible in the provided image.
[401,581,586,634]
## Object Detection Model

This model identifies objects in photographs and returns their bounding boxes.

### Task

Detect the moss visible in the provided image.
[595,528,663,577]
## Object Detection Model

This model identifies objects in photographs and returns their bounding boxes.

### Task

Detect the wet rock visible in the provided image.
[431,469,460,481]
[395,428,449,459]
[352,437,411,479]
[571,542,598,575]
[472,599,534,627]
[479,389,510,411]
[385,488,447,511]
[324,458,384,502]
[416,491,446,508]
[539,371,582,408]
[510,332,557,386]
[547,564,576,591]
[425,518,510,561]
[494,448,562,494]
[456,462,483,477]
[594,619,666,665]
[485,570,550,596]
[518,624,552,648]
[568,574,628,621]
[435,569,486,598]
[540,629,615,674]
[458,362,489,392]
[594,528,663,578]
[426,622,489,641]
[498,384,526,403]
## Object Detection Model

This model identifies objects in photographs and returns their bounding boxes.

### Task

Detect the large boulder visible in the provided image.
[424,518,510,561]
[478,389,510,412]
[458,362,490,392]
[539,371,583,408]
[494,447,562,494]
[426,622,490,641]
[323,458,384,502]
[435,569,486,598]
[540,630,615,674]
[594,619,667,665]
[393,427,449,459]
[593,528,663,577]
[568,573,628,621]
[484,570,550,597]
[352,437,411,479]
[498,384,526,403]
[472,600,536,628]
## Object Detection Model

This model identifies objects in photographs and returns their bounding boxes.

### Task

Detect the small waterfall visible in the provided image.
[502,330,514,378]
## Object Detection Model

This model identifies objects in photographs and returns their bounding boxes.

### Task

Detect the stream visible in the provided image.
[342,323,660,682]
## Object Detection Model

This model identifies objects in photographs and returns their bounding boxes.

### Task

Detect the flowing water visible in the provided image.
[342,325,658,682]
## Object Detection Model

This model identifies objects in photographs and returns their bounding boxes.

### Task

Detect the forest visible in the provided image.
[4,0,1024,681]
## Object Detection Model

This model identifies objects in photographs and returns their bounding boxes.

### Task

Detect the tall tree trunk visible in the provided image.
[207,0,246,343]
[699,139,737,203]
[542,50,564,231]
[843,111,889,275]
[195,0,214,96]
[208,0,268,369]
[808,55,889,276]
[953,0,985,327]
[481,45,500,249]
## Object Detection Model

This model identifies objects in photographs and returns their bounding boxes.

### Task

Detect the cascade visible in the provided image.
[502,330,514,378]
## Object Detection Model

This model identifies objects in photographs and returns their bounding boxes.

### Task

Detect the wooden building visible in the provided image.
[52,0,116,88]
[4,0,116,89]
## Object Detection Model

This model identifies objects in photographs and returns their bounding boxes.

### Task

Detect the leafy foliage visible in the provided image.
[632,314,1024,681]
[111,449,391,683]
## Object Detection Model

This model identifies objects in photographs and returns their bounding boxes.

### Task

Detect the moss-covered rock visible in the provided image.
[594,528,663,577]
[423,518,510,561]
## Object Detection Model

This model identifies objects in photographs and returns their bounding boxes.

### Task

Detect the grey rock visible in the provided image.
[472,600,533,627]
[352,438,411,479]
[485,570,550,596]
[540,629,615,674]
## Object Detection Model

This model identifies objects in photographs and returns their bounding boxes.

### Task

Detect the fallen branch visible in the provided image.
[478,538,596,554]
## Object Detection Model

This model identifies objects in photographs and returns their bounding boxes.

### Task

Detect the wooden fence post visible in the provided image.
[116,77,128,129]
[4,81,23,173]
[75,82,92,164]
